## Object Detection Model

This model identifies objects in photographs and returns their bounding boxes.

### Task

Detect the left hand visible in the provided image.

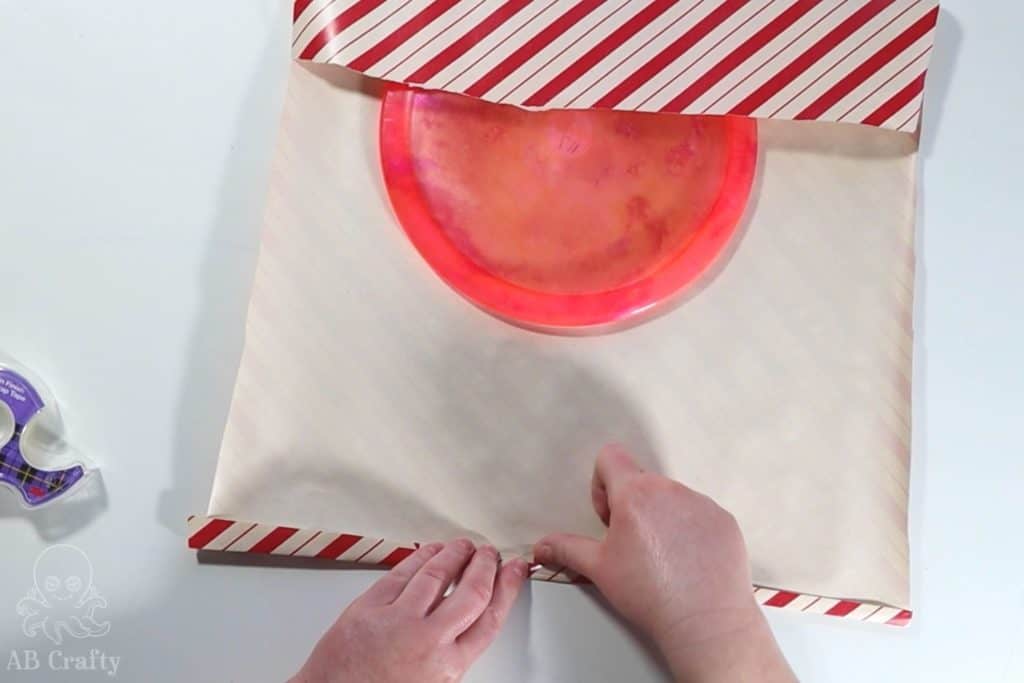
[291,539,528,683]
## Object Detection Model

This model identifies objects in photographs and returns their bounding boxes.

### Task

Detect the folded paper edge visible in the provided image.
[290,0,939,134]
[186,514,913,628]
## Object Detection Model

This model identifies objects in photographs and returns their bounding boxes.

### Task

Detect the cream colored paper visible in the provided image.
[208,63,915,609]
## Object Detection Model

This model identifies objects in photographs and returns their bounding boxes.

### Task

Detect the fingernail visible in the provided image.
[480,544,497,558]
[454,538,475,553]
[509,558,529,578]
[422,542,443,554]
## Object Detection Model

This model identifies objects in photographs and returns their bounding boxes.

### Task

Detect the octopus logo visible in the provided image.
[15,545,111,645]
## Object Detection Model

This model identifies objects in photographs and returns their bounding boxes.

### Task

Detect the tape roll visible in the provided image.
[0,400,13,449]
[0,363,87,507]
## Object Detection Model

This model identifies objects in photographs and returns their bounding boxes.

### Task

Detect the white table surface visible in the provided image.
[1,1,1022,681]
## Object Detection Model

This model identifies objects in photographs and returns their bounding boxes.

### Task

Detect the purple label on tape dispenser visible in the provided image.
[0,369,85,506]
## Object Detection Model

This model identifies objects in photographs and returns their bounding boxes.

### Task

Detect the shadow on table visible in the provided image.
[920,9,962,159]
[909,7,962,612]
[153,1,289,538]
[0,471,107,541]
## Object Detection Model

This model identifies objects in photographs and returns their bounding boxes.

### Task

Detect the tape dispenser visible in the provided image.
[0,353,90,508]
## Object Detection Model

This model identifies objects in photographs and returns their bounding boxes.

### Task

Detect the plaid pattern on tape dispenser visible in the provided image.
[0,358,88,507]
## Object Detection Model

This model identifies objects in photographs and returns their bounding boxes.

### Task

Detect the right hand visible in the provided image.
[534,446,796,682]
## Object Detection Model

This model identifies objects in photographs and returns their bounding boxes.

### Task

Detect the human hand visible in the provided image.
[535,446,795,682]
[292,540,528,683]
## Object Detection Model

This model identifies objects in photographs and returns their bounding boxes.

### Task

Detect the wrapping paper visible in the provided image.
[291,0,937,130]
[196,1,938,626]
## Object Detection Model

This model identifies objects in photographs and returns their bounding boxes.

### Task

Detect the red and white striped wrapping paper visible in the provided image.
[190,0,938,629]
[291,0,939,132]
[188,515,913,627]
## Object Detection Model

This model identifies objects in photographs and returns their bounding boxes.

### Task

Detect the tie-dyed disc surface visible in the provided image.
[380,87,757,330]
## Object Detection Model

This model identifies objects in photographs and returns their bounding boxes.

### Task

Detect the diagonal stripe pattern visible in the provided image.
[188,516,916,627]
[292,0,938,132]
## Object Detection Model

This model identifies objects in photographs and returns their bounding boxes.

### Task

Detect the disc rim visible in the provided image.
[379,87,758,329]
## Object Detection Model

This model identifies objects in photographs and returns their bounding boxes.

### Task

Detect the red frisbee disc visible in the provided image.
[379,87,757,330]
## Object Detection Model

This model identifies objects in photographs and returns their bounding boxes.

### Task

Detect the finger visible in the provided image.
[534,533,601,580]
[591,466,611,526]
[457,557,529,661]
[595,444,642,503]
[357,543,444,606]
[430,545,500,637]
[394,538,475,614]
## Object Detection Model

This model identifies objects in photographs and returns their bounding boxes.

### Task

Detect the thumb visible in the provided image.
[534,533,601,581]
